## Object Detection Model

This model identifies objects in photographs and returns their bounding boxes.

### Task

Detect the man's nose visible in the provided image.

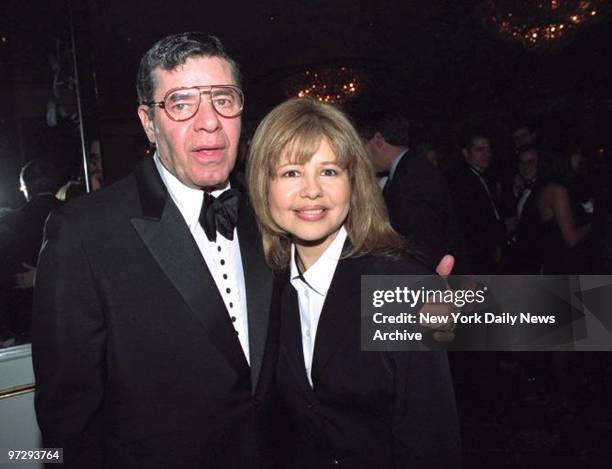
[192,94,221,132]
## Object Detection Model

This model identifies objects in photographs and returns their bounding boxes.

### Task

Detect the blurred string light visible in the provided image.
[284,66,366,104]
[478,0,609,52]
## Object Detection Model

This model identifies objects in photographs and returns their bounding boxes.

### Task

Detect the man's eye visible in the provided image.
[213,97,234,108]
[170,101,195,112]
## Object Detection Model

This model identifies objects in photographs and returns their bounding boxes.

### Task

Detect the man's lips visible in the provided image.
[191,145,225,158]
[294,206,328,221]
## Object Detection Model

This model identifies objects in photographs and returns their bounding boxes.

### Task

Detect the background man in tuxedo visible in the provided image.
[359,117,465,272]
[0,159,61,344]
[32,33,276,469]
[446,129,506,274]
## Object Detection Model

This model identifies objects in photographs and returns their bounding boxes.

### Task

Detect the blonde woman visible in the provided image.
[247,98,460,469]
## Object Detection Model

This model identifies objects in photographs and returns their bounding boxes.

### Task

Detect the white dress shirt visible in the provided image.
[154,154,250,364]
[289,226,347,387]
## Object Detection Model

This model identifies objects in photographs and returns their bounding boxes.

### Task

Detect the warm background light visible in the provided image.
[478,0,608,52]
[285,66,366,104]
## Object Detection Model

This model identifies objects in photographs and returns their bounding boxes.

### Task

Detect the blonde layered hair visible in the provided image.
[247,98,407,271]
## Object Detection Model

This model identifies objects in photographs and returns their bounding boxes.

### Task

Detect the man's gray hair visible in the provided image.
[136,32,241,105]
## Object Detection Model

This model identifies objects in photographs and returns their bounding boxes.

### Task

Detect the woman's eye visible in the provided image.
[281,170,300,178]
[322,168,339,176]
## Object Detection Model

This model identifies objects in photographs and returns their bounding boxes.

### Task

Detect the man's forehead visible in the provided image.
[471,137,490,147]
[513,127,532,136]
[151,57,235,92]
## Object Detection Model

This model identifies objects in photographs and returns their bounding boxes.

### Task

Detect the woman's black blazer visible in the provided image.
[275,250,461,469]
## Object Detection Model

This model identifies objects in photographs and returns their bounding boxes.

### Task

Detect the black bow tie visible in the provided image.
[199,188,240,242]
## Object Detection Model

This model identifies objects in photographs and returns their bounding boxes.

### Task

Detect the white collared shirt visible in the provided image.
[289,226,347,387]
[154,153,250,364]
[377,176,389,191]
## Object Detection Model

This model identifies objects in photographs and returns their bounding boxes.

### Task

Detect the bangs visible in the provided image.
[268,118,351,176]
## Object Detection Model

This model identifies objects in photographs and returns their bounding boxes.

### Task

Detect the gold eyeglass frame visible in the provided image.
[144,85,244,121]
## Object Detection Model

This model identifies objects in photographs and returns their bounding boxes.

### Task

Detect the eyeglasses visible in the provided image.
[144,85,244,121]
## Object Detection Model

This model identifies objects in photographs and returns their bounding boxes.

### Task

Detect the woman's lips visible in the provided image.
[294,206,327,221]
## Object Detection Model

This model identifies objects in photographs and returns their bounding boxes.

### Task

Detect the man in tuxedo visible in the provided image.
[514,146,538,221]
[359,117,466,272]
[446,129,506,274]
[32,33,276,468]
[0,159,61,343]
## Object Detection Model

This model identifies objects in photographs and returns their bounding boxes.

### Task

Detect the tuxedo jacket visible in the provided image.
[384,152,466,272]
[32,157,277,469]
[275,252,461,469]
[0,194,62,269]
[446,163,506,274]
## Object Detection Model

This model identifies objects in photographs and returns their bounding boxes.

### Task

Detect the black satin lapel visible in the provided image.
[311,256,362,382]
[383,149,413,201]
[134,156,167,219]
[280,285,313,392]
[237,197,272,393]
[131,186,250,382]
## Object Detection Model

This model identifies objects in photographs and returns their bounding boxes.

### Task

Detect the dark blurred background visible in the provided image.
[1,0,611,208]
[1,1,612,466]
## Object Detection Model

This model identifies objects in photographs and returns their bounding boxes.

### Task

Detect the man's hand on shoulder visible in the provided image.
[418,254,456,343]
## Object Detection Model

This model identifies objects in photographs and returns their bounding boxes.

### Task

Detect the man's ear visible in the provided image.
[461,148,468,160]
[138,105,156,144]
[373,131,386,149]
